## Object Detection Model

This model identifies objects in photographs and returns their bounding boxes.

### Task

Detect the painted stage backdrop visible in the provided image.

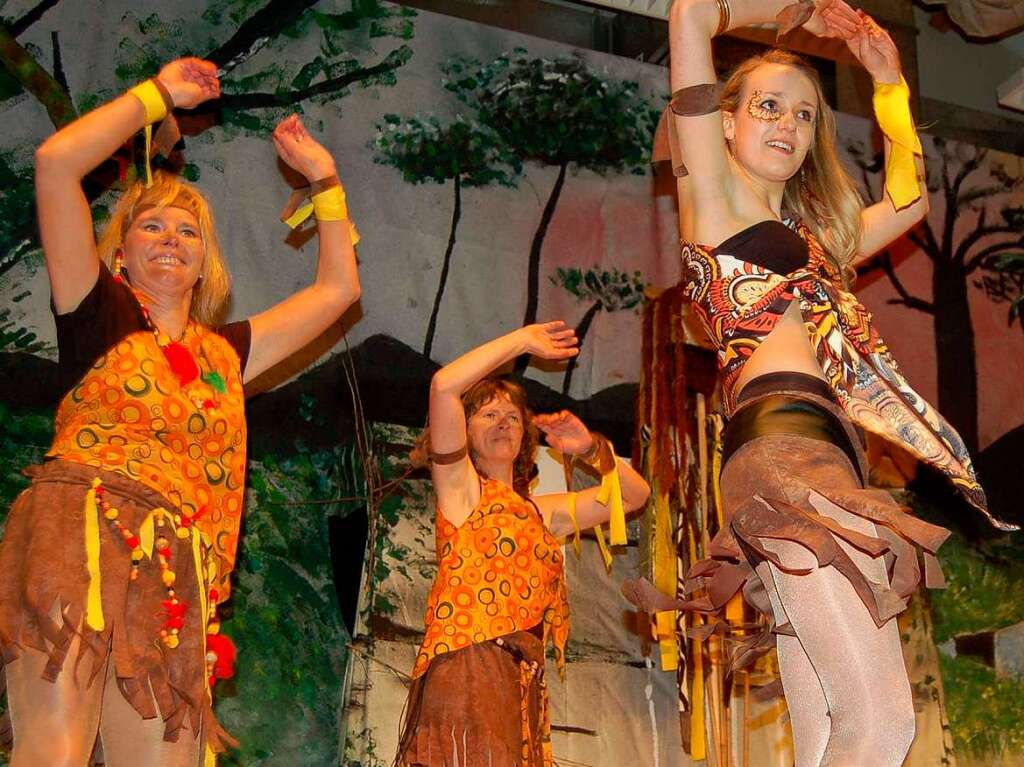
[1,1,1024,765]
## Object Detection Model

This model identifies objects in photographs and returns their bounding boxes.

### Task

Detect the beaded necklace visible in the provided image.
[115,271,228,410]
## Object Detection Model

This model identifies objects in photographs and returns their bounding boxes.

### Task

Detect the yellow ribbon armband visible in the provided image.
[873,76,923,210]
[128,79,173,125]
[127,79,176,188]
[281,175,360,245]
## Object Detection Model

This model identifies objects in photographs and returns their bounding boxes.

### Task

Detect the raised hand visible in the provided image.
[518,321,579,360]
[819,2,901,83]
[534,410,593,456]
[156,58,220,109]
[272,114,338,181]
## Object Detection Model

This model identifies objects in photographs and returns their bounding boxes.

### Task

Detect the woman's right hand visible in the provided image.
[518,321,579,360]
[156,58,220,110]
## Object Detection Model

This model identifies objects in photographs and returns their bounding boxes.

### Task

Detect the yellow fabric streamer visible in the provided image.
[83,479,105,632]
[283,186,360,245]
[593,523,614,571]
[655,610,678,671]
[595,451,627,546]
[563,491,582,558]
[873,76,923,210]
[652,491,678,671]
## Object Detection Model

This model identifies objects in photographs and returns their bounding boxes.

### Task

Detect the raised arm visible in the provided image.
[35,58,219,314]
[822,3,929,265]
[429,323,578,527]
[668,0,835,239]
[243,115,361,382]
[530,411,650,538]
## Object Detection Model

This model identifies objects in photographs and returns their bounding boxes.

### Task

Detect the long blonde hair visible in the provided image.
[96,171,231,324]
[721,50,863,282]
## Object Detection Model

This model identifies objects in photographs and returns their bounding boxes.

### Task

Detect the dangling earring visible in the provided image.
[113,247,127,284]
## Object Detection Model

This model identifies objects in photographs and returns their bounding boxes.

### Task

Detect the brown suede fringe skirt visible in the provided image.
[396,628,550,767]
[624,372,950,674]
[0,459,231,752]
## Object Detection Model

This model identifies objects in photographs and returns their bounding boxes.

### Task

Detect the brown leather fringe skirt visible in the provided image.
[396,629,550,767]
[0,459,232,752]
[624,373,950,674]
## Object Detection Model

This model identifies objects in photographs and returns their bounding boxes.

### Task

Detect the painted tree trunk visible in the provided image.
[423,174,462,359]
[515,161,569,374]
[562,301,601,396]
[932,258,979,454]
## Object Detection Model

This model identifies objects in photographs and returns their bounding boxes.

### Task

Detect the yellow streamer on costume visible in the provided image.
[652,491,678,671]
[595,452,627,546]
[143,124,153,188]
[873,76,923,210]
[205,746,217,767]
[84,479,105,631]
[686,512,707,760]
[564,491,582,558]
[593,522,614,572]
[690,627,707,760]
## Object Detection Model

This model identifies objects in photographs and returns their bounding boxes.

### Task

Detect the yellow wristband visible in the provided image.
[311,185,348,221]
[873,76,923,210]
[128,79,172,126]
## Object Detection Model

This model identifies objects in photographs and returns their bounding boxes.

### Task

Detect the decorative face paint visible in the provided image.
[746,91,783,122]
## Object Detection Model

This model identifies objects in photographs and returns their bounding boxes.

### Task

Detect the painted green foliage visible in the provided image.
[218,439,362,767]
[551,266,648,395]
[912,493,1024,758]
[373,112,521,358]
[442,49,659,351]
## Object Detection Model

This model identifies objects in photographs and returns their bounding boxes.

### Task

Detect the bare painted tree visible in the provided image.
[0,0,416,276]
[373,113,521,358]
[551,265,647,396]
[443,48,657,371]
[850,135,1024,453]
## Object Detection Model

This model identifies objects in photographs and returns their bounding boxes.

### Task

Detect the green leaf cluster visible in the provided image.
[373,112,521,187]
[442,48,658,173]
[552,266,648,312]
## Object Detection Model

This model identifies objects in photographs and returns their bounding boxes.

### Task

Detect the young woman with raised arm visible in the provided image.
[624,2,1013,765]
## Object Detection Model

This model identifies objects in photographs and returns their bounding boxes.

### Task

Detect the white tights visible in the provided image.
[754,494,916,767]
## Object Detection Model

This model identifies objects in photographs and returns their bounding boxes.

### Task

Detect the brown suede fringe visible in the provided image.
[396,630,548,767]
[0,459,233,752]
[623,389,950,677]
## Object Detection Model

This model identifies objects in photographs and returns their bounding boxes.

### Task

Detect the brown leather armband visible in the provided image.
[428,444,469,465]
[669,83,723,117]
[577,433,615,474]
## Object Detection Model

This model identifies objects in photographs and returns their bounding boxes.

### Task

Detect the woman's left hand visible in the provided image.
[272,114,337,181]
[820,2,901,83]
[535,410,593,456]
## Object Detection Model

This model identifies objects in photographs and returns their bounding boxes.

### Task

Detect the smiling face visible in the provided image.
[122,206,206,300]
[723,62,818,185]
[466,393,525,467]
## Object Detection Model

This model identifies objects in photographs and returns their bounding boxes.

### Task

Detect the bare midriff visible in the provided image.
[734,300,825,396]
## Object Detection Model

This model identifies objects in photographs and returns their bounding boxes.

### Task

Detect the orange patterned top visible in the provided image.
[47,270,247,602]
[413,478,570,679]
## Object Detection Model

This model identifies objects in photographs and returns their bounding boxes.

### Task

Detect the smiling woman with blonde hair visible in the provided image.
[0,56,360,766]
